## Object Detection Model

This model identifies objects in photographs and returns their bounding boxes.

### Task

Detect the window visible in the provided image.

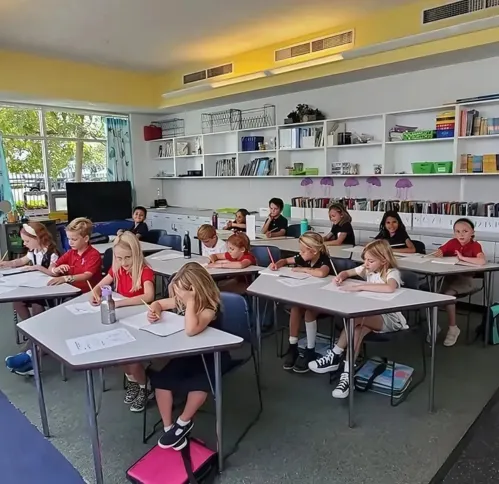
[0,104,123,214]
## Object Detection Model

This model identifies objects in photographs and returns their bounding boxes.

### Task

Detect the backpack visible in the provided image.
[126,438,218,484]
[475,303,499,345]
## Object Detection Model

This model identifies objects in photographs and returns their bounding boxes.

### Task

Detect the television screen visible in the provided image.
[66,181,132,222]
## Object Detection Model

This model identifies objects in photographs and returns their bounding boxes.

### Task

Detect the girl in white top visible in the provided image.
[309,239,407,399]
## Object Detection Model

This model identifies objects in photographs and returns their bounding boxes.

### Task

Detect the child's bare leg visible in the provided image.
[124,363,146,385]
[155,389,174,428]
[13,301,31,321]
[179,391,208,422]
[31,303,45,317]
[443,289,460,346]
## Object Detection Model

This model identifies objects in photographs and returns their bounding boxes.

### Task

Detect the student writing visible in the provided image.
[433,218,486,347]
[90,232,155,412]
[197,224,227,257]
[309,240,408,399]
[375,210,416,253]
[271,232,334,373]
[146,263,229,450]
[261,197,288,238]
[323,203,355,246]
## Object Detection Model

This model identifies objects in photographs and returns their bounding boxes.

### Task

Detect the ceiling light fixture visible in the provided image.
[210,71,271,88]
[269,54,344,75]
[162,83,214,99]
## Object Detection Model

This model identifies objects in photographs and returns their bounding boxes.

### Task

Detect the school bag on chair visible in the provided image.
[126,438,218,484]
[475,303,499,345]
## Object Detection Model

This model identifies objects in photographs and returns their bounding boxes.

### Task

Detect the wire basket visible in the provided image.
[152,118,185,138]
[202,109,242,134]
[240,104,275,130]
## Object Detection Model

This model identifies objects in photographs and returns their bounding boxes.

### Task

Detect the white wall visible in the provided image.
[133,56,499,209]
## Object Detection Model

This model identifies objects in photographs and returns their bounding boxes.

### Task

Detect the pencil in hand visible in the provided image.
[141,299,158,318]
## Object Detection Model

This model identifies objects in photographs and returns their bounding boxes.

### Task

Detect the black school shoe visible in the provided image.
[158,421,194,450]
[282,343,299,370]
[293,348,316,374]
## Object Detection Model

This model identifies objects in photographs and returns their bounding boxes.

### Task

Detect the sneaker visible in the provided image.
[308,349,342,374]
[130,387,154,413]
[14,361,34,377]
[158,421,194,449]
[282,344,299,370]
[426,324,442,344]
[444,326,461,347]
[5,351,31,371]
[124,380,140,404]
[293,348,316,374]
[332,372,350,399]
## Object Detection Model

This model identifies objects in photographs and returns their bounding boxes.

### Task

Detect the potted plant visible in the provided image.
[284,104,325,123]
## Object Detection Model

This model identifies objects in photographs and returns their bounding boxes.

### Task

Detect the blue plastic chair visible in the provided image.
[144,229,167,244]
[250,245,281,268]
[102,248,113,275]
[158,234,182,252]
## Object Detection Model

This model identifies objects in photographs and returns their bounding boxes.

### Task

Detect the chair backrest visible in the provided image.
[144,229,167,244]
[400,270,420,290]
[412,240,426,255]
[218,293,252,342]
[158,234,182,252]
[251,245,281,267]
[287,224,310,238]
[331,257,359,273]
[102,247,113,275]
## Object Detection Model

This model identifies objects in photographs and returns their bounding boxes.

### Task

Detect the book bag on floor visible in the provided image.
[475,303,499,345]
[126,438,218,484]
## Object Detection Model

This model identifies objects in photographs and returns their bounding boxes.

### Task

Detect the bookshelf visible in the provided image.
[147,98,499,180]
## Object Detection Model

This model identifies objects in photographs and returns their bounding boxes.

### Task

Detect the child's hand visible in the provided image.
[455,250,464,260]
[24,265,38,271]
[226,221,232,228]
[56,264,71,274]
[433,249,443,258]
[176,287,195,304]
[48,277,65,286]
[341,284,363,292]
[208,255,218,263]
[0,261,9,268]
[89,287,102,306]
[292,267,306,273]
[269,263,278,271]
[334,271,347,285]
[147,302,162,323]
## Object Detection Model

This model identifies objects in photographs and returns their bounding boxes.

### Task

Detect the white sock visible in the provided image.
[344,361,350,373]
[164,424,173,432]
[289,336,298,345]
[177,417,190,427]
[305,320,317,349]
[139,383,146,389]
[332,345,344,355]
[126,374,136,383]
[26,349,32,358]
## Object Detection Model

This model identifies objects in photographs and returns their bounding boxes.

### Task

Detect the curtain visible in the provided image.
[0,133,15,212]
[105,117,133,184]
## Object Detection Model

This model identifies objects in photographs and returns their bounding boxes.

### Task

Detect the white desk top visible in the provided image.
[247,274,454,319]
[351,252,499,276]
[146,250,264,278]
[95,241,167,255]
[251,238,353,259]
[17,294,243,369]
[0,271,80,302]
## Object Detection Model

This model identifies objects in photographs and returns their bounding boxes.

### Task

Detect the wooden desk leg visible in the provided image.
[484,272,494,347]
[347,318,355,428]
[214,352,224,472]
[32,342,50,437]
[85,370,104,484]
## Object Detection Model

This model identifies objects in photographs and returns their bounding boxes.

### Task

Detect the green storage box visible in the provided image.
[433,161,453,173]
[403,130,435,141]
[411,162,434,174]
[304,168,319,175]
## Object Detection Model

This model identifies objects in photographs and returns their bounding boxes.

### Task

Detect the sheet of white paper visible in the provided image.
[357,289,405,301]
[342,246,364,254]
[151,253,184,261]
[66,328,136,356]
[0,272,50,288]
[259,267,310,280]
[65,302,101,316]
[321,280,363,292]
[431,257,458,265]
[400,255,429,264]
[120,311,185,337]
[277,277,325,287]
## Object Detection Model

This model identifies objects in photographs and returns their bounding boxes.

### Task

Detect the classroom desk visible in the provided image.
[351,252,499,346]
[247,274,454,428]
[95,241,167,255]
[17,294,243,484]
[250,238,353,259]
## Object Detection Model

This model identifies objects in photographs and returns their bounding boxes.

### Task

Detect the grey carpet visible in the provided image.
[1,305,498,484]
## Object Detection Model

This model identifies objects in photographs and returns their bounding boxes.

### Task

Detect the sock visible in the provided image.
[126,374,136,383]
[139,384,146,389]
[332,345,344,355]
[164,424,173,433]
[305,320,317,349]
[26,349,32,358]
[177,417,190,427]
[289,336,298,345]
[343,361,350,373]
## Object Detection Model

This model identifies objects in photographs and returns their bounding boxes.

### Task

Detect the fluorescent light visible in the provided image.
[162,84,213,99]
[342,15,499,60]
[210,71,271,88]
[269,54,344,75]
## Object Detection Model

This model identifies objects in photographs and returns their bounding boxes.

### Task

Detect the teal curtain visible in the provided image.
[105,117,133,184]
[0,133,14,213]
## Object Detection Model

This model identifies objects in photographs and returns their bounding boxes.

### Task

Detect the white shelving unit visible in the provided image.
[147,98,499,180]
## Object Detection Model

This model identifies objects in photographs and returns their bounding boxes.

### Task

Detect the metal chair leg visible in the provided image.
[60,363,67,382]
[14,310,21,345]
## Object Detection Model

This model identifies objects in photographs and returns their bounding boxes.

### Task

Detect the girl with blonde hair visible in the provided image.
[270,231,334,373]
[90,231,155,412]
[309,239,408,399]
[146,262,226,450]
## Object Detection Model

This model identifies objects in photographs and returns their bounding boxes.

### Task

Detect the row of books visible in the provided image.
[239,157,276,177]
[241,136,264,152]
[279,127,324,149]
[459,153,499,173]
[215,158,236,177]
[460,108,499,136]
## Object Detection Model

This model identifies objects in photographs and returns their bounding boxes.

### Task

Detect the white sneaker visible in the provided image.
[332,372,350,399]
[426,324,441,344]
[443,326,461,347]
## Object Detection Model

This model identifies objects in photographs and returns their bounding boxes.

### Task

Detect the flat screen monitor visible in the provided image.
[66,181,132,222]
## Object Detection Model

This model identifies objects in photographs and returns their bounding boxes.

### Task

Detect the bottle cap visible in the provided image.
[101,285,112,298]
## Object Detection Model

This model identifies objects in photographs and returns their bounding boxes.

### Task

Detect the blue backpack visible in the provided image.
[476,303,499,345]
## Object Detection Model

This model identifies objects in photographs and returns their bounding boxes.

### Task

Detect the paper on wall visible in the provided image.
[246,215,256,241]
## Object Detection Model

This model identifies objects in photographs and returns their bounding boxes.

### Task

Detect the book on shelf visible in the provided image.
[241,136,265,151]
[240,157,276,176]
[460,108,499,136]
[460,153,499,174]
[215,157,236,177]
[279,126,324,149]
